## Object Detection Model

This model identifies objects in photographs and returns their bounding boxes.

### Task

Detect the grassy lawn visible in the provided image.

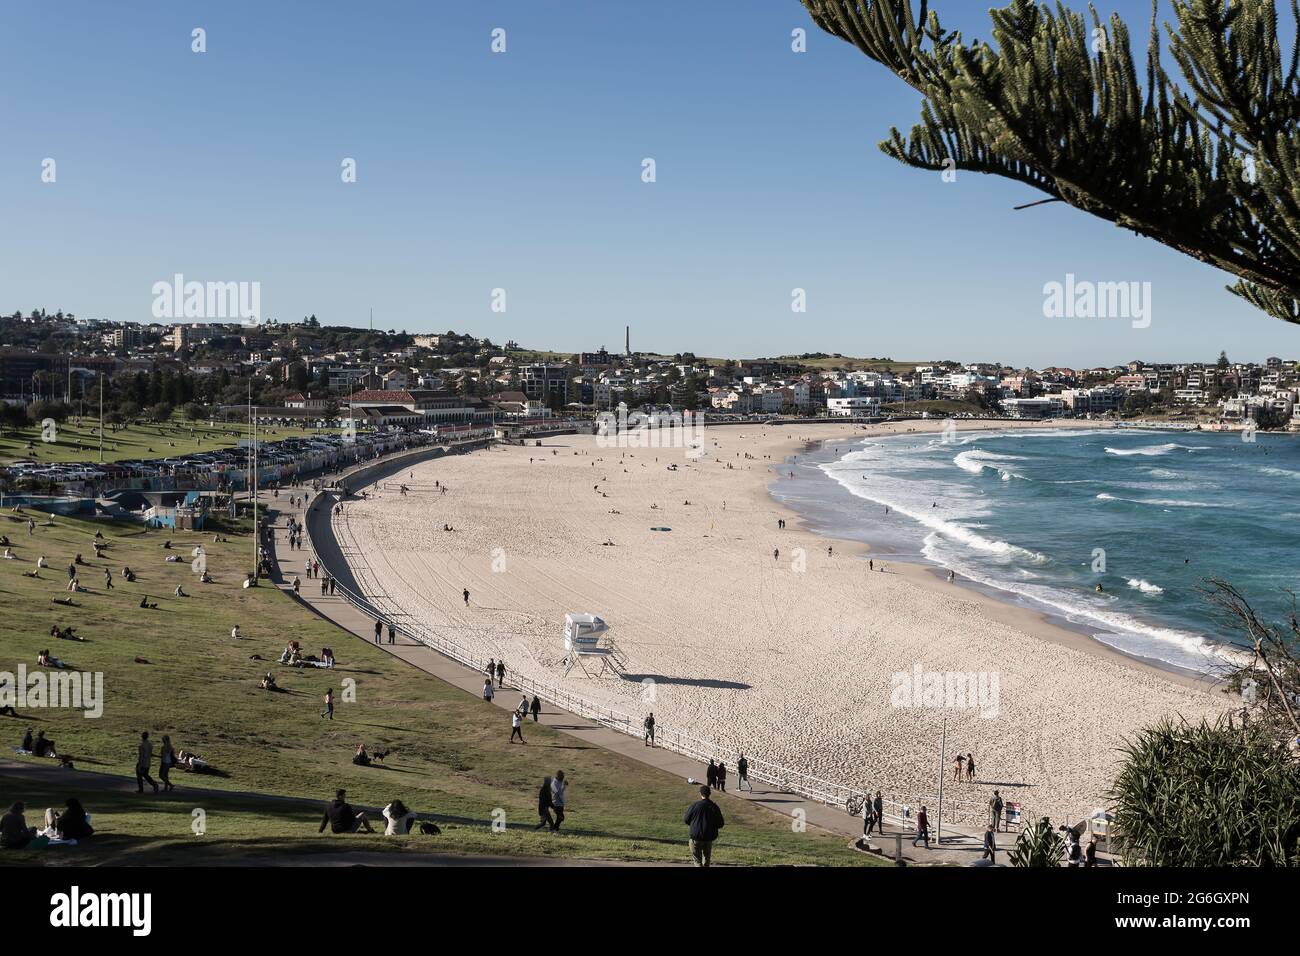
[0,513,871,865]
[0,418,340,466]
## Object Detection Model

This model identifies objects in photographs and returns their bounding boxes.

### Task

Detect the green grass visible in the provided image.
[0,418,341,466]
[0,513,871,865]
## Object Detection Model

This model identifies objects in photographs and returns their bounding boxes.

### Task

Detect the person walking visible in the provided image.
[706,759,717,789]
[965,752,976,782]
[683,785,725,867]
[716,761,727,792]
[387,623,396,645]
[913,805,930,849]
[536,776,555,830]
[643,712,655,747]
[529,694,541,722]
[495,659,505,687]
[549,771,566,831]
[510,710,525,744]
[982,824,997,862]
[135,731,159,794]
[293,576,301,595]
[463,588,469,606]
[1085,835,1098,867]
[737,753,752,791]
[321,688,334,720]
[872,791,885,834]
[373,619,382,644]
[482,679,494,702]
[159,734,177,792]
[990,790,1004,832]
[103,568,113,590]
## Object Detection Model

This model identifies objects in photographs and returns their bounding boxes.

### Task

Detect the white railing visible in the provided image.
[298,445,1069,838]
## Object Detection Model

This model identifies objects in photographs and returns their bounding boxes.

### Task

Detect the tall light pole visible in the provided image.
[936,715,947,847]
[98,374,104,464]
[249,379,258,582]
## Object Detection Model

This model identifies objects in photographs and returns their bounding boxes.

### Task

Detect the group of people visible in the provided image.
[952,751,978,782]
[507,693,543,742]
[129,731,207,787]
[317,789,427,836]
[284,515,306,551]
[703,756,751,792]
[278,641,334,668]
[1,798,93,849]
[19,728,57,758]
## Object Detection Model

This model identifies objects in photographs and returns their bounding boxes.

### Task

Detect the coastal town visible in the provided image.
[4,312,1298,438]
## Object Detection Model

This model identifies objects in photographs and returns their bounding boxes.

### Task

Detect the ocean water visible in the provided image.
[770,428,1300,675]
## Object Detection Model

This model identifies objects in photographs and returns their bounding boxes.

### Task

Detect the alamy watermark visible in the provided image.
[1042,273,1151,329]
[890,664,1000,718]
[1,664,103,718]
[595,405,705,459]
[151,273,261,326]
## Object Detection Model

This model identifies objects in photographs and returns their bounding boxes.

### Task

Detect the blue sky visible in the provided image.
[1,0,1297,366]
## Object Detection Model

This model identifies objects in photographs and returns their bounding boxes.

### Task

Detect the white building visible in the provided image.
[1002,397,1064,419]
[826,396,881,417]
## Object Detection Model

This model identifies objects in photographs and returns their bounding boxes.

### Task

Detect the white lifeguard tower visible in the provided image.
[561,613,625,677]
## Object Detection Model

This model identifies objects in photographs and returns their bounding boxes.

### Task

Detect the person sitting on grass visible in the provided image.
[382,799,417,835]
[173,585,187,598]
[2,548,13,560]
[259,672,278,691]
[20,728,33,752]
[36,556,47,569]
[321,647,335,667]
[352,744,372,767]
[138,595,158,609]
[319,789,374,834]
[32,730,56,758]
[40,798,93,842]
[122,566,136,582]
[0,802,38,850]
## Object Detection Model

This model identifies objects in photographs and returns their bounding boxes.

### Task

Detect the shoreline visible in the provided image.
[335,420,1227,820]
[763,422,1223,693]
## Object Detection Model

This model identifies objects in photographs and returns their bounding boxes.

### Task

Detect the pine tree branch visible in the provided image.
[801,0,1300,325]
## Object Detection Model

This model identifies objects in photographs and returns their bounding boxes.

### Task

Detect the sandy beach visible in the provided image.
[333,421,1226,821]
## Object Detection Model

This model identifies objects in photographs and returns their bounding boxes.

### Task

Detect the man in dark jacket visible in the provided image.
[0,802,36,849]
[318,789,374,834]
[536,776,555,830]
[683,785,725,867]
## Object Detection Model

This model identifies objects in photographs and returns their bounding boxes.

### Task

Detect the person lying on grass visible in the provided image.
[37,649,67,669]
